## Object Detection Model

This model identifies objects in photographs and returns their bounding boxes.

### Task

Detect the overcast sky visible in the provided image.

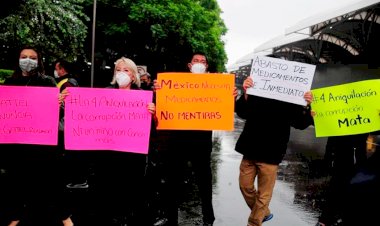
[217,0,361,68]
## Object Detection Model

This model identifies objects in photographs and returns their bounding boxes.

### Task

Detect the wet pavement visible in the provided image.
[0,115,331,226]
[169,115,329,226]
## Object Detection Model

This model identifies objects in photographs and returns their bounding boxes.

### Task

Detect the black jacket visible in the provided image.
[4,72,56,87]
[2,72,58,162]
[56,74,78,92]
[168,130,213,154]
[235,94,313,164]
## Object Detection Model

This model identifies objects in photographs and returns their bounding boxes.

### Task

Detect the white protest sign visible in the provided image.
[247,55,316,106]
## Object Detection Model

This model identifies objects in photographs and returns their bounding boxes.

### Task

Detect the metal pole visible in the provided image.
[90,0,97,87]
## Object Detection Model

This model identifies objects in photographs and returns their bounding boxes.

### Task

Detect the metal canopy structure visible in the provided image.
[230,0,380,71]
[285,0,380,35]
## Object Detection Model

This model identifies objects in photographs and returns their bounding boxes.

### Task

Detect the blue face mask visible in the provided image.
[19,58,38,72]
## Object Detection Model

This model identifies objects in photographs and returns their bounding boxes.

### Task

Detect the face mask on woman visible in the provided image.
[190,63,206,73]
[116,72,132,87]
[19,58,38,72]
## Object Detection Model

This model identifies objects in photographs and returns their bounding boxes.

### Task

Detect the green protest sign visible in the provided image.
[311,79,380,137]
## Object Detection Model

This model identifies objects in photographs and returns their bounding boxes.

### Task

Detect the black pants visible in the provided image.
[319,134,368,225]
[161,148,215,225]
[89,151,149,226]
[2,145,70,226]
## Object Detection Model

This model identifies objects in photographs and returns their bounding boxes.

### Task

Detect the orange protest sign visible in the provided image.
[156,72,235,131]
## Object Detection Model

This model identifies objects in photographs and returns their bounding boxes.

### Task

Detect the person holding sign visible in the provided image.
[159,52,219,226]
[344,134,380,226]
[1,46,73,226]
[90,57,157,226]
[235,76,313,226]
[316,134,369,226]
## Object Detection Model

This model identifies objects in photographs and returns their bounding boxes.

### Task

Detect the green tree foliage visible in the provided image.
[0,0,228,75]
[83,0,227,73]
[0,0,89,63]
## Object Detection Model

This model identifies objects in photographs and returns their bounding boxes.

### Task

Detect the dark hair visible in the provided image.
[54,59,72,73]
[12,45,45,78]
[191,52,208,64]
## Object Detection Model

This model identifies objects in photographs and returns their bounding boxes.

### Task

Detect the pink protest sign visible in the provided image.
[64,87,153,154]
[0,86,59,145]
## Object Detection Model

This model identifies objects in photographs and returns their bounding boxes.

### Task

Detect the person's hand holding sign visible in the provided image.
[58,88,69,106]
[147,102,156,115]
[243,77,254,100]
[304,91,313,105]
[153,79,161,92]
[233,86,238,100]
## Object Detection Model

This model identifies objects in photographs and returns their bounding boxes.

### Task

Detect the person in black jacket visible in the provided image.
[54,59,79,92]
[1,46,73,226]
[235,76,313,226]
[345,138,379,226]
[161,52,218,226]
[316,134,369,226]
[53,59,89,190]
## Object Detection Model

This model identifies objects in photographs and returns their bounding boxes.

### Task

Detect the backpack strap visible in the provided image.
[57,78,69,90]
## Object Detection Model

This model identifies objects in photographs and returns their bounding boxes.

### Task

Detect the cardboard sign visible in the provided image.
[64,87,153,154]
[0,86,59,145]
[156,73,235,131]
[312,79,380,137]
[247,55,316,106]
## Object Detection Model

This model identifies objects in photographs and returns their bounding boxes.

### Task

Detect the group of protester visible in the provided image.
[0,45,379,226]
[0,46,227,226]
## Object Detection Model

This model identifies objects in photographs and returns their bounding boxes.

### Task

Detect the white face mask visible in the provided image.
[191,63,206,73]
[54,70,59,78]
[116,72,132,87]
[19,58,38,72]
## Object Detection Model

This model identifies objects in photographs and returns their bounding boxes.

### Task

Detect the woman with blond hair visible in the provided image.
[109,57,142,89]
[91,57,157,226]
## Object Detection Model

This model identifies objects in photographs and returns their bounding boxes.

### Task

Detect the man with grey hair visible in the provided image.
[140,71,153,91]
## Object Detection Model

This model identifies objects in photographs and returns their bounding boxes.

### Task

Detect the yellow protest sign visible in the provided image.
[156,73,235,131]
[311,79,380,137]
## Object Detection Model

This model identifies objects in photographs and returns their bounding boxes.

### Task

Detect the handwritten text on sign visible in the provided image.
[156,73,235,131]
[311,79,380,137]
[247,55,316,106]
[64,87,153,154]
[0,86,59,145]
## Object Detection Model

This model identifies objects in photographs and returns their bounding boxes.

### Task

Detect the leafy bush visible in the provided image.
[0,69,13,84]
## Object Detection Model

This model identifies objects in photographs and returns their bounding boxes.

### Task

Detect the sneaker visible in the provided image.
[263,213,273,223]
[66,181,89,189]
